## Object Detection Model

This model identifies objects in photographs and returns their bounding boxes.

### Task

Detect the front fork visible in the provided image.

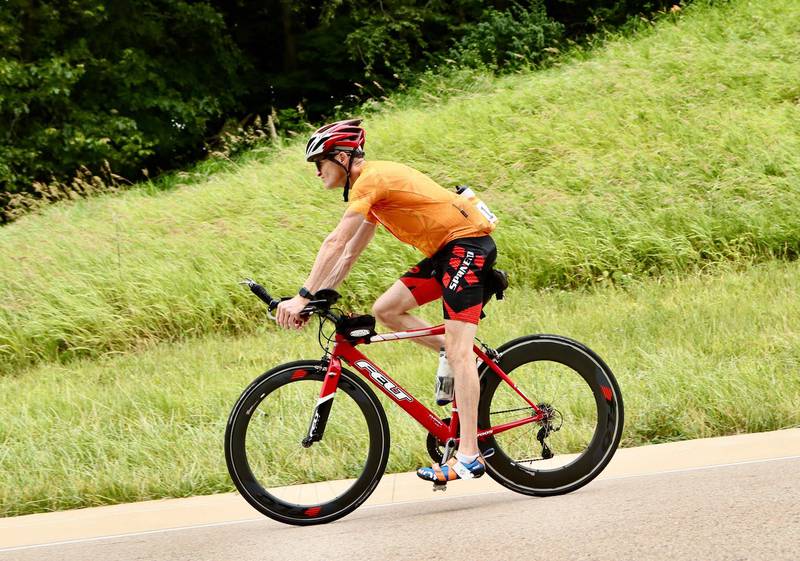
[301,356,342,447]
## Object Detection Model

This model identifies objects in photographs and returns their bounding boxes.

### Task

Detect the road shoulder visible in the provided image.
[1,428,798,550]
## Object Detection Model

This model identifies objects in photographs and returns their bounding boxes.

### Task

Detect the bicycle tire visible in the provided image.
[225,360,390,525]
[477,335,624,496]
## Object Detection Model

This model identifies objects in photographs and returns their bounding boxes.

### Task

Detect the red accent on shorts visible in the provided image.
[601,386,613,401]
[473,254,486,268]
[453,246,466,257]
[291,369,309,380]
[443,300,483,325]
[449,257,462,269]
[442,272,452,287]
[402,275,442,306]
[463,270,479,285]
[304,507,322,517]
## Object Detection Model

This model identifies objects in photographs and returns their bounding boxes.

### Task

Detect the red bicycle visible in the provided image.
[225,279,624,526]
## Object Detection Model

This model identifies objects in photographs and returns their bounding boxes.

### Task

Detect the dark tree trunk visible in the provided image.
[280,0,297,71]
[19,0,39,62]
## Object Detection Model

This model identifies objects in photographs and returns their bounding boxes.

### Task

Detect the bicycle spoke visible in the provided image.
[488,358,597,468]
[490,406,534,416]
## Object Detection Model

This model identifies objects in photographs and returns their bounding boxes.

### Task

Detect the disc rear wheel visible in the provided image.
[478,335,624,496]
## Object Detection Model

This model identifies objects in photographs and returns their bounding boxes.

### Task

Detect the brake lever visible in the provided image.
[269,299,318,323]
[300,299,329,318]
[269,296,297,322]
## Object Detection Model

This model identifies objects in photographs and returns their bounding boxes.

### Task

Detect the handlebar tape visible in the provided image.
[249,282,279,310]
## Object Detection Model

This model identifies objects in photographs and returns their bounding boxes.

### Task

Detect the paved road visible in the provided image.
[4,457,798,561]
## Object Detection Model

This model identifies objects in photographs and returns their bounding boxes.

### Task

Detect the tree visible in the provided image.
[1,0,247,215]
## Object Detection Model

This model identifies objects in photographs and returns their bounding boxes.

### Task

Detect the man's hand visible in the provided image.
[276,295,311,329]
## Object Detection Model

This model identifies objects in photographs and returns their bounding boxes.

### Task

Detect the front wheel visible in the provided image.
[478,335,624,496]
[225,360,390,525]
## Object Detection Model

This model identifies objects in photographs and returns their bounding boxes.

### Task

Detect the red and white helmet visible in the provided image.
[305,119,366,162]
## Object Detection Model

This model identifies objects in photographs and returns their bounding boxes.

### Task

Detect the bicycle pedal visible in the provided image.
[432,482,448,492]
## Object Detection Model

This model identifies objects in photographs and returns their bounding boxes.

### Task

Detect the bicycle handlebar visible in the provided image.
[239,279,341,319]
[240,279,280,310]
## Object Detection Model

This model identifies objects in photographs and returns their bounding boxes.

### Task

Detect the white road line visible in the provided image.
[2,454,798,554]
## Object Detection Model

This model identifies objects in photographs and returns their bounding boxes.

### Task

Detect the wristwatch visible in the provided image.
[298,287,314,300]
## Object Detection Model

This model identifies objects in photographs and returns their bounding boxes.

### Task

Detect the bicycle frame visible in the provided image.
[309,323,548,447]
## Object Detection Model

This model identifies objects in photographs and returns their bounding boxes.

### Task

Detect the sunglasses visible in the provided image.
[315,154,343,172]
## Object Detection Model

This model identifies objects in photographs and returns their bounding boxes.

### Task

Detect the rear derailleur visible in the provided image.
[536,403,562,460]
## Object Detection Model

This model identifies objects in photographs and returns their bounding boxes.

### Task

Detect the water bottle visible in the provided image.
[435,347,455,406]
[456,185,498,225]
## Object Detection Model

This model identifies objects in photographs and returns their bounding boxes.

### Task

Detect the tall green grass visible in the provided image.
[2,0,799,373]
[2,261,798,516]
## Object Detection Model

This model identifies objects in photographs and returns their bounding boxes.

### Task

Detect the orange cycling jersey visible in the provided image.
[347,161,496,257]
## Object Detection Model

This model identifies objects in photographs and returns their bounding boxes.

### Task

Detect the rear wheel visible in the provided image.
[477,335,623,496]
[225,360,390,525]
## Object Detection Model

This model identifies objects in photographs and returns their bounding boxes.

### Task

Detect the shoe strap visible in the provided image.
[451,458,475,480]
[431,463,447,482]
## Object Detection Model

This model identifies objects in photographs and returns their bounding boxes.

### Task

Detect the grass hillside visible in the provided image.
[1,0,799,516]
[1,0,799,374]
[2,261,799,516]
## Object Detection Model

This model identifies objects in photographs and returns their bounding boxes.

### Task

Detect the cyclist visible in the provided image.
[276,118,498,483]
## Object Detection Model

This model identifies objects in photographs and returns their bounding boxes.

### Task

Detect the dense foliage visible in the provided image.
[0,0,248,220]
[1,0,678,222]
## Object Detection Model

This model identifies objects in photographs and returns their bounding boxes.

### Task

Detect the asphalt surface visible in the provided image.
[4,457,798,561]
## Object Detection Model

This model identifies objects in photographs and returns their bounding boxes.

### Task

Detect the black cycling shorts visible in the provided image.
[399,236,497,325]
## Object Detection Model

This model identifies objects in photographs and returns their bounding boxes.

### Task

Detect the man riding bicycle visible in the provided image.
[276,118,498,483]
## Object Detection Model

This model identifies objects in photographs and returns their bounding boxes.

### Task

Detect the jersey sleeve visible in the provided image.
[347,173,384,219]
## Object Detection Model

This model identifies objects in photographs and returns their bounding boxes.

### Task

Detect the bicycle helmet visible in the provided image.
[305,119,366,202]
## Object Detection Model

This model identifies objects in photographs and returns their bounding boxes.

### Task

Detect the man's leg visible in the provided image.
[372,280,444,351]
[416,236,497,482]
[416,318,485,482]
[444,319,480,457]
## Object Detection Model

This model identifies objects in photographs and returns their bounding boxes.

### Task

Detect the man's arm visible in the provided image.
[316,219,376,290]
[302,210,372,292]
[276,210,371,329]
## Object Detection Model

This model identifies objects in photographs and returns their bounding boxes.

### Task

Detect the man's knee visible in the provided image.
[373,282,417,325]
[444,320,478,367]
[371,298,396,325]
[372,296,409,326]
[447,348,476,371]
